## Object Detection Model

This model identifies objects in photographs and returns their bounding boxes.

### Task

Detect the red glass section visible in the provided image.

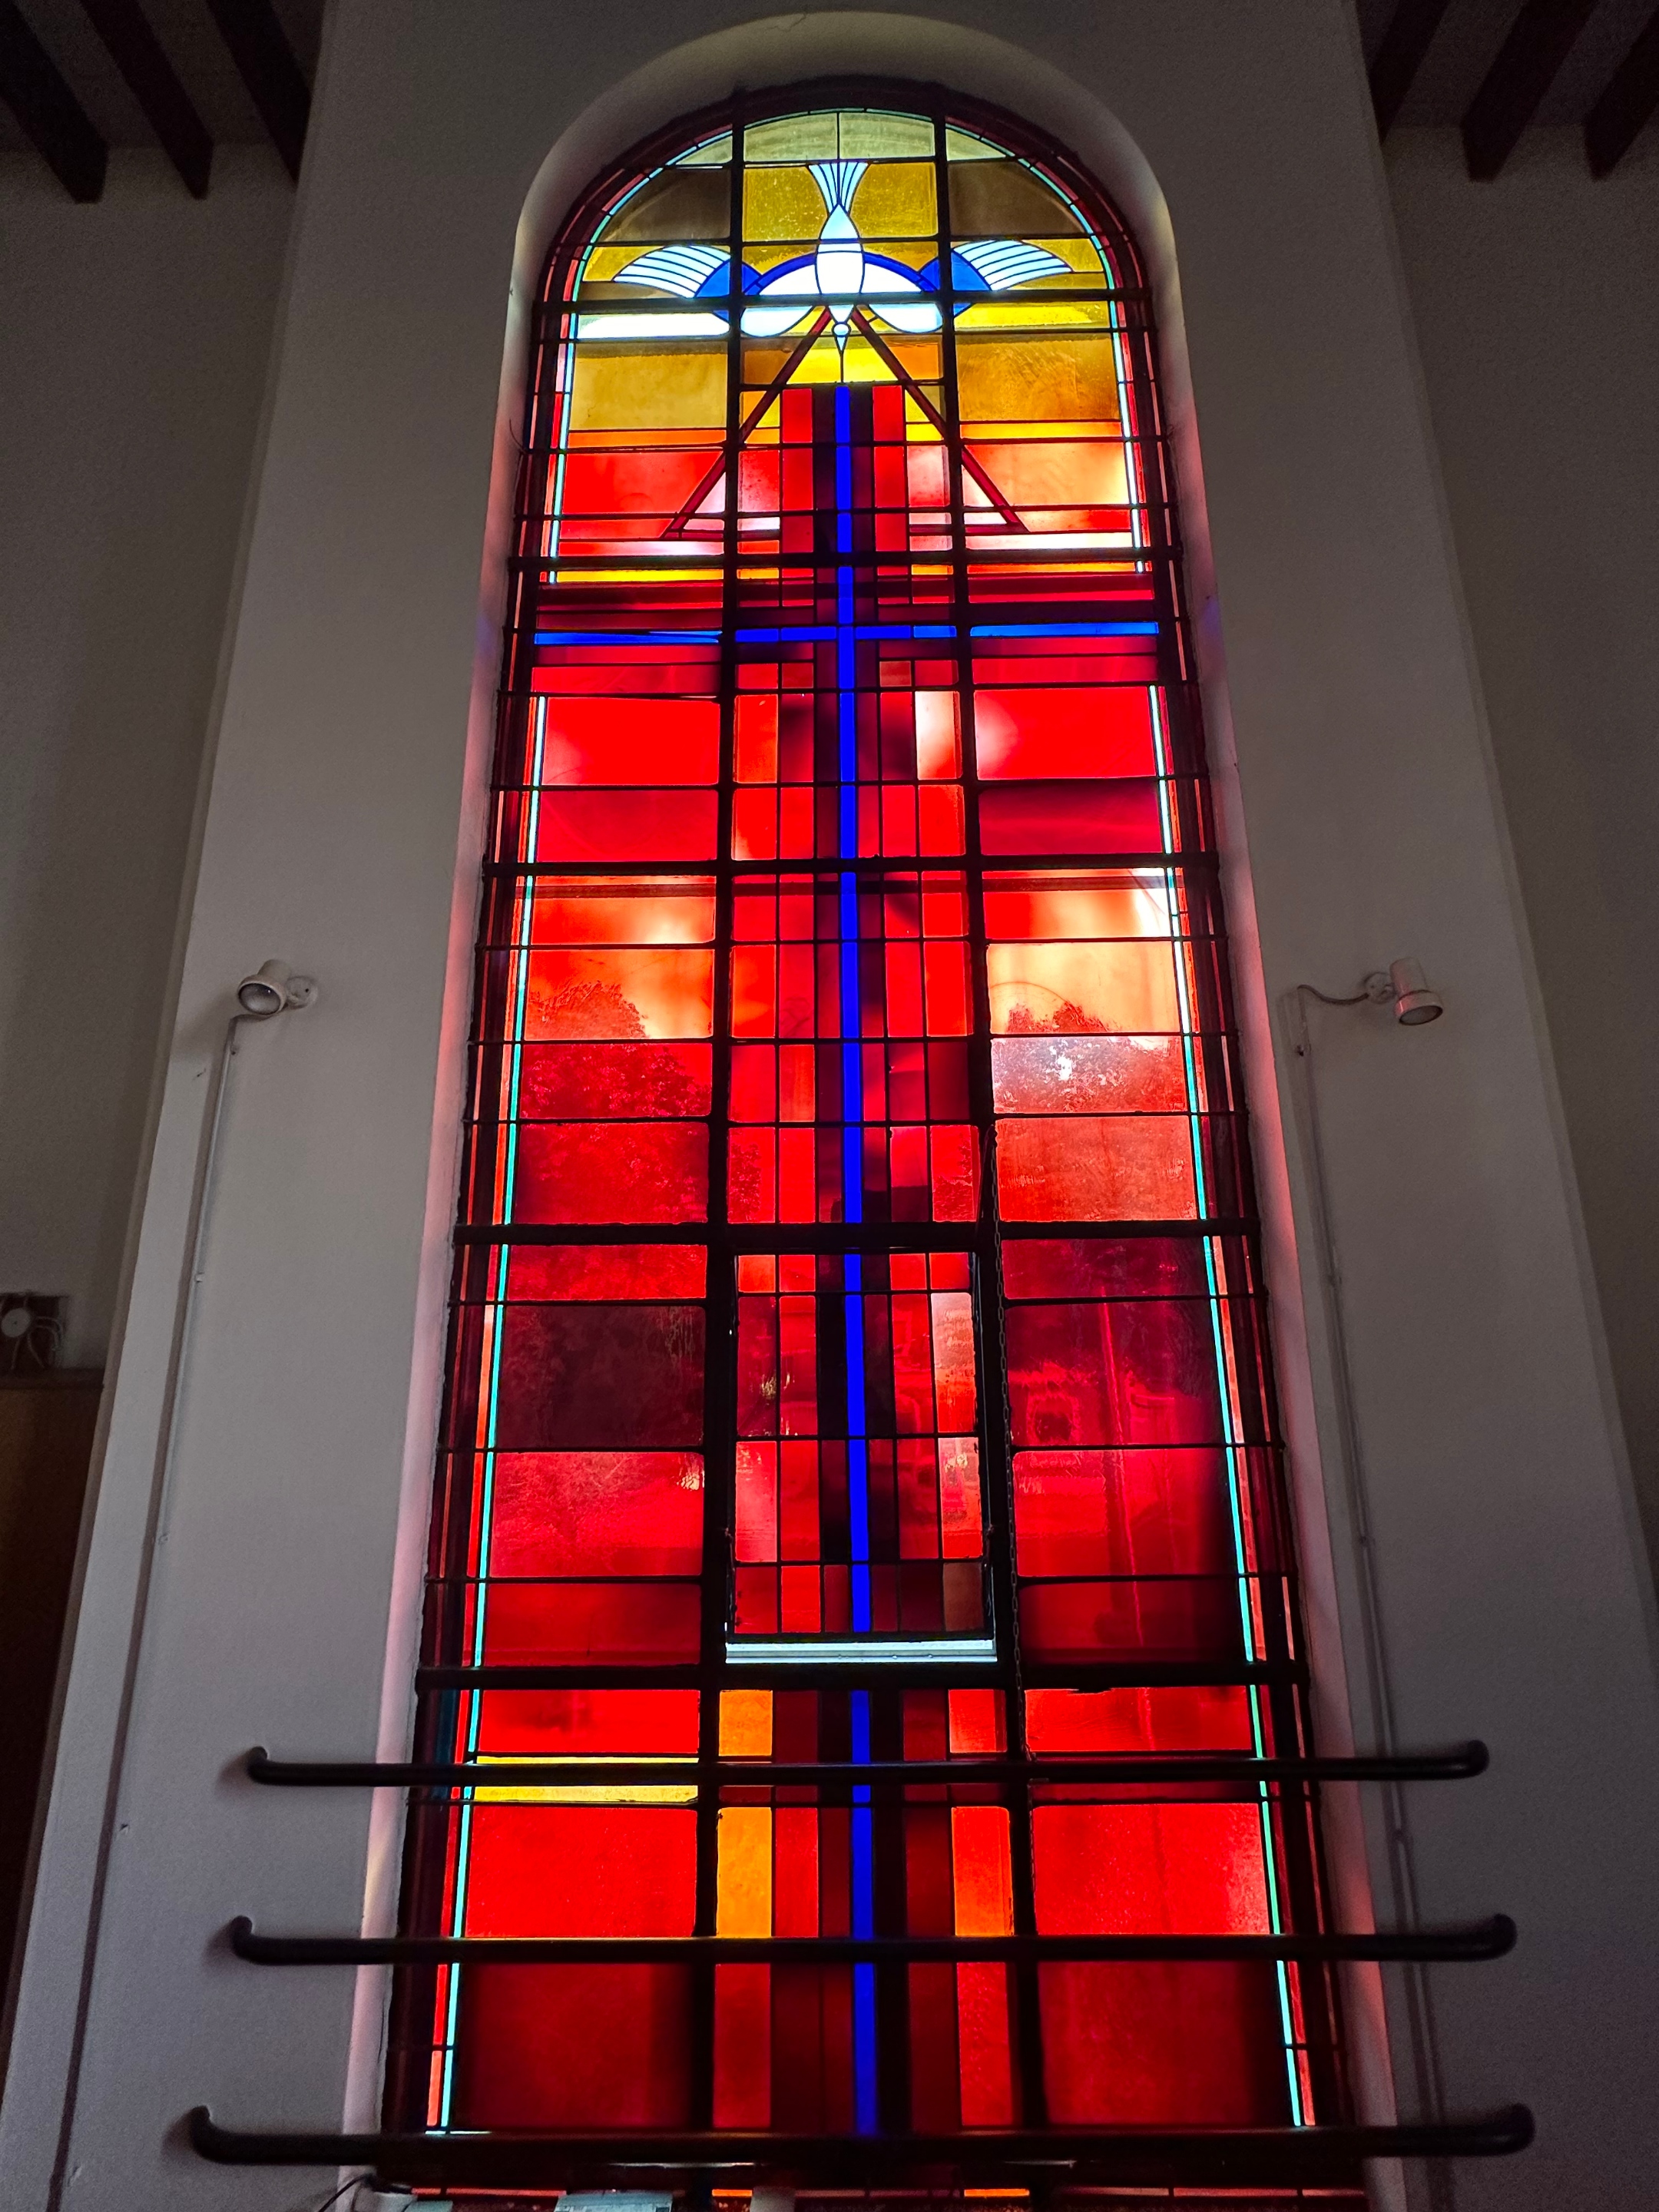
[487,1454,703,1575]
[451,1965,695,2128]
[979,780,1164,854]
[512,1121,707,1223]
[1038,1963,1291,2123]
[517,1041,711,1120]
[494,1303,704,1449]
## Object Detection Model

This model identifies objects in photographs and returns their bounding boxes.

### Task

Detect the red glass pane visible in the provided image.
[488,1452,703,1575]
[1002,1235,1212,1301]
[515,1041,711,1119]
[472,1689,700,1756]
[996,1115,1197,1220]
[1024,1684,1255,1753]
[974,687,1155,779]
[482,1580,701,1663]
[1018,1578,1245,1662]
[992,1034,1188,1115]
[507,1243,707,1300]
[979,781,1164,854]
[558,447,717,520]
[513,1122,707,1224]
[537,790,718,861]
[540,697,718,785]
[528,876,714,944]
[525,947,713,1037]
[1004,1300,1223,1447]
[1012,1447,1234,1575]
[1038,1962,1290,2123]
[494,1303,704,1449]
[451,1965,694,2128]
[464,1806,697,1935]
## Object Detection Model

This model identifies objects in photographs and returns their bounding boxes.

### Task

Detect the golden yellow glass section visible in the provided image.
[717,1805,774,1935]
[850,160,937,240]
[956,334,1124,428]
[569,348,728,432]
[720,1687,774,1757]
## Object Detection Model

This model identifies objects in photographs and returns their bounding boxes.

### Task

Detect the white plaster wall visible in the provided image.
[1386,124,1659,1569]
[0,147,293,1369]
[5,9,1658,2210]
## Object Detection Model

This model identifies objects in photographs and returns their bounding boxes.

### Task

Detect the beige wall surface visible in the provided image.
[0,147,293,1368]
[1388,124,1659,1571]
[2,10,1657,2211]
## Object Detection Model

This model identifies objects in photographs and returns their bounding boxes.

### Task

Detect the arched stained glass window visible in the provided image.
[391,85,1356,2194]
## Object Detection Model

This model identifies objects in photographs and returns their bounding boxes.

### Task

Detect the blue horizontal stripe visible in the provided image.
[533,619,1156,648]
[534,628,720,647]
[969,621,1160,637]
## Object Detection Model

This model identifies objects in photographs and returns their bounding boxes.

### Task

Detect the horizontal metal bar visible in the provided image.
[416,1658,1298,1692]
[187,2102,1535,2183]
[450,1216,1257,1250]
[246,1742,1487,1790]
[227,1912,1515,1966]
[477,850,1220,878]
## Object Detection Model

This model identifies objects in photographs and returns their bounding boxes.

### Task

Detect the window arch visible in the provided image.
[390,83,1356,2193]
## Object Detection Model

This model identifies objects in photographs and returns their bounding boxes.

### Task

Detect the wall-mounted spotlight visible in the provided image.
[235,959,319,1018]
[1302,955,1444,1027]
[1363,956,1444,1027]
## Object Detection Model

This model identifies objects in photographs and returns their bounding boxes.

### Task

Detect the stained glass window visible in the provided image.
[388,88,1354,2187]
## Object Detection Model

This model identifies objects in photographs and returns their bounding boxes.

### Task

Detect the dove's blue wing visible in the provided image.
[955,238,1070,291]
[614,243,728,298]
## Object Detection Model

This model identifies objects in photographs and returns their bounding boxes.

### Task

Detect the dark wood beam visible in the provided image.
[80,0,211,197]
[1369,0,1456,139]
[203,0,308,181]
[1462,0,1599,179]
[1584,5,1659,175]
[0,0,106,200]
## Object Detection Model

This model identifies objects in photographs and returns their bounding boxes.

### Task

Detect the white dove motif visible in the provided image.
[592,159,1069,347]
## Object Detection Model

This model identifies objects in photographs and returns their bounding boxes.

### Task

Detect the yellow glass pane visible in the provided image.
[853,161,936,240]
[952,1805,1015,1935]
[473,1757,695,1807]
[720,1687,774,1757]
[743,167,828,249]
[957,300,1120,332]
[956,335,1124,426]
[717,1805,773,1936]
[569,348,727,432]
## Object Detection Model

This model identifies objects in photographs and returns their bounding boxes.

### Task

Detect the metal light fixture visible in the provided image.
[236,959,319,1018]
[1364,955,1444,1026]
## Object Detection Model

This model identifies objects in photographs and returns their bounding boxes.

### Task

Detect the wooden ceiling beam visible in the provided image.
[80,0,212,197]
[1369,0,1456,140]
[204,0,308,181]
[0,0,107,200]
[1584,5,1659,175]
[1462,0,1599,178]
